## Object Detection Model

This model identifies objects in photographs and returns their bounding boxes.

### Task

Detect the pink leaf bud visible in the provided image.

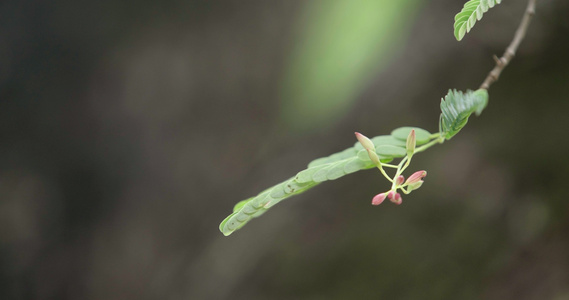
[390,193,402,205]
[405,170,427,185]
[406,129,416,155]
[387,191,394,200]
[371,193,386,205]
[355,132,375,152]
[396,175,405,186]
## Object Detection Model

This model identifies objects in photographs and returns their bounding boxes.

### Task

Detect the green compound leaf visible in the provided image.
[439,89,488,140]
[220,127,432,236]
[220,159,373,236]
[454,0,502,41]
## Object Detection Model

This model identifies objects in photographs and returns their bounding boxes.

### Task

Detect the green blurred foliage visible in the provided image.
[280,0,422,132]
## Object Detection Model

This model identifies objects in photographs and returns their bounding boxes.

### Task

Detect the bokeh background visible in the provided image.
[2,0,569,299]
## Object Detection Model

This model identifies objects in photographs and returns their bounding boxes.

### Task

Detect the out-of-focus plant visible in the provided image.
[280,0,422,131]
[220,0,537,236]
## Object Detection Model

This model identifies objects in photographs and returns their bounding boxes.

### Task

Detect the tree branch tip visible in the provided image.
[478,0,535,90]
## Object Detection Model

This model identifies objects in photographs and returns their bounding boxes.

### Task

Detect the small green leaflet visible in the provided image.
[390,127,432,145]
[454,0,502,41]
[219,127,432,236]
[439,89,488,139]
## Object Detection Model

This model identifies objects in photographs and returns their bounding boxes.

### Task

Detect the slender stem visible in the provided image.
[400,155,412,174]
[401,186,411,194]
[428,133,440,139]
[480,0,537,90]
[377,164,393,183]
[415,137,444,153]
[382,163,399,168]
[391,156,409,190]
[397,156,408,170]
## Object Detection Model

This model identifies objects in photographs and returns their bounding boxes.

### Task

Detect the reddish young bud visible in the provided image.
[387,191,395,200]
[371,193,386,205]
[396,175,405,186]
[405,170,427,185]
[390,193,402,205]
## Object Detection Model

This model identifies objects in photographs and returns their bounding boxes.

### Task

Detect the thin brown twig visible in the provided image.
[480,0,537,90]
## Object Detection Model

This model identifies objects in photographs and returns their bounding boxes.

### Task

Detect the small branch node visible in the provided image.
[492,55,502,65]
[528,8,536,16]
[505,49,516,59]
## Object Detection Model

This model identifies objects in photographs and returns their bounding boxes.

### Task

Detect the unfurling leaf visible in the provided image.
[439,89,488,139]
[454,0,502,41]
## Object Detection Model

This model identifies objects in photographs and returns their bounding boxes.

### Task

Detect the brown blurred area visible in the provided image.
[1,0,569,299]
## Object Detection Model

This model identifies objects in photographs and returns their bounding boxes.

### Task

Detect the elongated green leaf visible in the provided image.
[220,127,433,236]
[220,154,376,235]
[439,89,488,139]
[454,0,502,41]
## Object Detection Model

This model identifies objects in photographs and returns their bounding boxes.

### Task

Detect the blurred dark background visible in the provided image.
[2,0,569,299]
